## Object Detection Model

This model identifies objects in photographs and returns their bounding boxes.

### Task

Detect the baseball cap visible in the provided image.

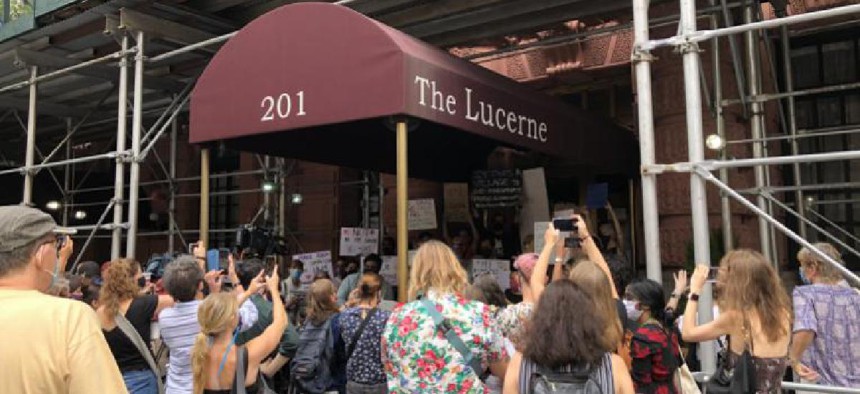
[0,205,77,253]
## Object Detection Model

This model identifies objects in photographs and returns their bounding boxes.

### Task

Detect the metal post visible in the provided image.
[126,30,144,259]
[63,118,72,227]
[762,193,860,260]
[711,1,734,251]
[22,66,37,205]
[396,121,409,302]
[632,0,663,283]
[744,5,772,262]
[200,148,211,249]
[263,156,272,224]
[780,26,807,239]
[696,166,860,286]
[112,35,129,260]
[680,0,716,374]
[168,108,178,254]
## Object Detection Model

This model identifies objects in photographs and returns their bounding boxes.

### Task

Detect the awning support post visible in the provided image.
[200,148,211,250]
[22,66,38,205]
[126,30,145,259]
[168,104,178,254]
[632,0,663,283]
[396,120,409,302]
[681,0,716,375]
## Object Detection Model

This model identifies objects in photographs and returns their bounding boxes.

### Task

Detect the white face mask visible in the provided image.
[623,299,644,321]
[38,244,61,289]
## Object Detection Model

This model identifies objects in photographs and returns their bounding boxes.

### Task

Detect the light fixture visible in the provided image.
[261,181,277,193]
[705,134,726,151]
[46,200,61,211]
[74,210,87,220]
[805,196,815,207]
[291,193,303,204]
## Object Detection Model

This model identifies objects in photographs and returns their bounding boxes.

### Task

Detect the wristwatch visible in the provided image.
[554,257,564,263]
[688,293,700,302]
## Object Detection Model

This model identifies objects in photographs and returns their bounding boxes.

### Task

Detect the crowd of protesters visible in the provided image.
[1,204,859,394]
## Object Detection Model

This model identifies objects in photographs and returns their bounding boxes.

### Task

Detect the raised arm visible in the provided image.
[532,224,560,300]
[247,270,287,365]
[665,270,688,313]
[681,265,732,342]
[551,240,566,282]
[574,214,618,298]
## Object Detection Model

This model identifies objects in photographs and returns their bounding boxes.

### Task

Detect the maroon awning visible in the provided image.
[190,2,637,180]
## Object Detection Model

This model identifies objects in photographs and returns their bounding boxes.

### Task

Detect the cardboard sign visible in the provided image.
[443,183,470,222]
[339,228,380,256]
[292,250,333,277]
[471,259,511,290]
[519,168,550,250]
[380,252,417,286]
[408,199,437,230]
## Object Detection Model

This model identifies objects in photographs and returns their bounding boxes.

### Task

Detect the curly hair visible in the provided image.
[101,259,141,322]
[718,249,792,342]
[522,280,611,368]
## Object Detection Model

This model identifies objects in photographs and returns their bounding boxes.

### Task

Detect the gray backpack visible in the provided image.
[530,364,602,394]
[289,318,334,394]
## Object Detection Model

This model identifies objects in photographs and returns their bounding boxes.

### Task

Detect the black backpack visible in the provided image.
[529,364,602,394]
[289,318,334,394]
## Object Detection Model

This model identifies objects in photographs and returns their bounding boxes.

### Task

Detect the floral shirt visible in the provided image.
[381,291,509,393]
[495,302,534,349]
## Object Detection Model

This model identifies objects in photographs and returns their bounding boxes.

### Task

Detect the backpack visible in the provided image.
[289,317,335,394]
[529,364,602,394]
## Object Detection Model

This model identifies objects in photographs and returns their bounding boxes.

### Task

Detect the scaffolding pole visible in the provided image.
[645,150,860,173]
[21,66,37,205]
[169,105,178,254]
[727,126,860,145]
[762,193,860,260]
[806,208,860,247]
[710,0,733,251]
[62,118,72,227]
[126,30,144,259]
[113,34,129,261]
[680,0,716,374]
[696,166,860,287]
[724,80,860,105]
[632,0,663,283]
[780,25,807,239]
[744,5,772,262]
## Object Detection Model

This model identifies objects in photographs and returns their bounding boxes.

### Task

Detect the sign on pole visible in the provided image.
[292,250,333,277]
[339,227,380,256]
[408,198,437,230]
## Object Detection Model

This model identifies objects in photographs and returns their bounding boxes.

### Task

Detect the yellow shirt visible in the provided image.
[0,288,127,394]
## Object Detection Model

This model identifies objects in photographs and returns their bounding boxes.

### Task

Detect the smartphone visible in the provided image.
[706,267,720,283]
[206,249,220,272]
[552,218,579,232]
[188,243,196,254]
[563,237,579,248]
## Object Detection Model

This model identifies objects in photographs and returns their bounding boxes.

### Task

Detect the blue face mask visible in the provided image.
[799,267,811,285]
[290,269,301,280]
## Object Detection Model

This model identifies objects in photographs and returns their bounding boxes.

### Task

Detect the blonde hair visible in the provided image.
[797,243,845,282]
[569,260,623,349]
[408,241,469,301]
[101,259,141,322]
[718,250,791,342]
[306,279,339,326]
[191,293,239,394]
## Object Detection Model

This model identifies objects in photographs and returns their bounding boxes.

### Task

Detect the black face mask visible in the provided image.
[137,277,146,288]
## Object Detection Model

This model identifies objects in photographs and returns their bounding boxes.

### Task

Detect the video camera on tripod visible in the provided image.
[235,225,288,258]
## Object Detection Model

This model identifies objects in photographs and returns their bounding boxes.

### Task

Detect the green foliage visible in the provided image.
[0,0,33,23]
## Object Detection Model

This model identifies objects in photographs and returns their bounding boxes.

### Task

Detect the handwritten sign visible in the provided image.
[471,170,523,209]
[380,252,417,286]
[408,199,437,230]
[339,227,379,256]
[471,259,511,290]
[292,250,332,277]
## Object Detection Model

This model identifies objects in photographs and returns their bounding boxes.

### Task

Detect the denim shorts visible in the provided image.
[123,369,158,394]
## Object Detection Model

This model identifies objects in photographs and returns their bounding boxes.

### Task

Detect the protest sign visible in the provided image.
[292,250,333,277]
[443,183,470,222]
[519,168,549,250]
[380,252,417,286]
[471,259,511,290]
[408,199,437,230]
[471,170,522,209]
[339,227,379,256]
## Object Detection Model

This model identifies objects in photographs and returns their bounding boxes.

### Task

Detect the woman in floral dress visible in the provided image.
[381,241,509,393]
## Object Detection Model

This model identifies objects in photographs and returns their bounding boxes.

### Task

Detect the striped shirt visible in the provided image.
[518,352,614,394]
[159,300,202,394]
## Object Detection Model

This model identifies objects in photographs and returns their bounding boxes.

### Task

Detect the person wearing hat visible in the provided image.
[0,205,126,393]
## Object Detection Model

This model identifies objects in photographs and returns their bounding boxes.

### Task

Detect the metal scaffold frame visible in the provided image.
[633,0,860,379]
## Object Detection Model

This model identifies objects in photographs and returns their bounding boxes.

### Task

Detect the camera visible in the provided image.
[235,225,288,258]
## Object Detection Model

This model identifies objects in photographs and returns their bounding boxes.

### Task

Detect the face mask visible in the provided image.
[40,244,61,288]
[799,267,811,285]
[290,269,301,280]
[623,299,644,321]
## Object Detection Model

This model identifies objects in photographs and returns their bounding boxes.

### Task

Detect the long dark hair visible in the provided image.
[522,280,611,367]
[627,279,668,325]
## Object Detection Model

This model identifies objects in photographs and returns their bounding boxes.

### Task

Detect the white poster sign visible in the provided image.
[408,199,437,230]
[519,168,550,249]
[380,252,417,286]
[471,259,511,290]
[339,227,380,256]
[292,250,333,277]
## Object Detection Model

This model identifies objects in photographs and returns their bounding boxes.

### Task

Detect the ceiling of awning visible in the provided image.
[190,2,638,181]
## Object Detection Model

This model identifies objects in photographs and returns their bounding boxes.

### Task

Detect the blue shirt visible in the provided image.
[158,300,201,394]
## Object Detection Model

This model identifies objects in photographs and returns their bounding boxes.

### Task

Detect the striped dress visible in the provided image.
[518,352,615,394]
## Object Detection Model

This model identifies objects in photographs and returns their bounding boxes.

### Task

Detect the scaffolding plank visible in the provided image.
[0,96,79,118]
[119,8,217,48]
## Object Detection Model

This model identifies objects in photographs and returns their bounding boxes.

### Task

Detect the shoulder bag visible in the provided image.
[115,312,165,394]
[346,308,378,360]
[233,346,276,394]
[419,297,489,381]
[705,317,757,394]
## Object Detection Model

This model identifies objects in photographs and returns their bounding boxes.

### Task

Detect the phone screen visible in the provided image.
[707,267,720,283]
[553,218,577,232]
[206,249,220,272]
